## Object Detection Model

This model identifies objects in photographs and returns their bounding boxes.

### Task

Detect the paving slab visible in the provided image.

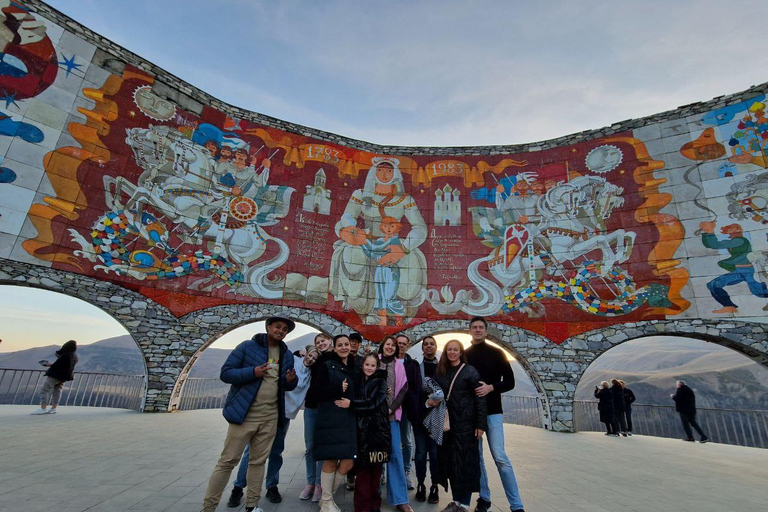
[0,406,766,512]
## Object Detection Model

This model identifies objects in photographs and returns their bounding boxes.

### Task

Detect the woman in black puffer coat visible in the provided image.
[313,334,357,512]
[432,340,487,512]
[335,353,391,512]
[32,340,78,415]
[594,381,616,435]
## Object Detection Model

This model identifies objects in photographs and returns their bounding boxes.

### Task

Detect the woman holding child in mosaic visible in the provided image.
[330,157,428,327]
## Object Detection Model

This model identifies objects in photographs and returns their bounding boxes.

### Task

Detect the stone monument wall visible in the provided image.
[1,0,767,426]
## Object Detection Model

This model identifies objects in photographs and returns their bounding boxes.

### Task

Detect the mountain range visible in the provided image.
[574,336,768,410]
[2,334,766,409]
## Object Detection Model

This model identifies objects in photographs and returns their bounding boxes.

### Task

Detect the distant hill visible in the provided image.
[188,333,317,377]
[0,335,145,375]
[4,334,766,410]
[575,337,768,409]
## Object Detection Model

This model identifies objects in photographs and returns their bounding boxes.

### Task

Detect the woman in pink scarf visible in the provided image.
[377,337,413,512]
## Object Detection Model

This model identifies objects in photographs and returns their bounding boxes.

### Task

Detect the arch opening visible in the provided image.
[402,329,551,429]
[0,283,148,411]
[171,316,324,411]
[573,334,768,447]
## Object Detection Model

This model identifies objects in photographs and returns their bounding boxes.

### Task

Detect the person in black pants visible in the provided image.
[671,380,709,443]
[610,379,628,436]
[413,335,440,504]
[396,334,422,491]
[620,380,636,436]
[346,332,364,491]
[594,381,616,436]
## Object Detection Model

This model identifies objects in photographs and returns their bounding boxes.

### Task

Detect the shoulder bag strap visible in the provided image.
[445,363,465,402]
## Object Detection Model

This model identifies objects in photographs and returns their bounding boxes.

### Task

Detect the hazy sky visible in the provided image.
[0,285,507,353]
[46,0,768,147]
[5,1,768,350]
[0,286,321,352]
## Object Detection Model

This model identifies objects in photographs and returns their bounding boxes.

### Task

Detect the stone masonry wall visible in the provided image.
[0,258,349,412]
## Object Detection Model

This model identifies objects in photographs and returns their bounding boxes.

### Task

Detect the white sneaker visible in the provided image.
[48,409,57,414]
[405,470,415,490]
[31,408,49,415]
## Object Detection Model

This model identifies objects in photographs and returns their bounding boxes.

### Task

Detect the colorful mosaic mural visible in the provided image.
[3,1,768,343]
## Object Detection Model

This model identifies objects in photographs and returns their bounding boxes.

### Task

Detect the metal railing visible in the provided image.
[0,369,145,411]
[177,377,229,410]
[177,378,547,428]
[574,400,768,449]
[502,395,545,428]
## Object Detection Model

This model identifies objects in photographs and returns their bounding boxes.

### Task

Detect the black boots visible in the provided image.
[415,483,427,502]
[428,484,440,504]
[227,486,243,508]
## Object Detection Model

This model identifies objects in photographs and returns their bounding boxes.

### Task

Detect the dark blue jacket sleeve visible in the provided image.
[220,343,257,385]
[281,346,298,391]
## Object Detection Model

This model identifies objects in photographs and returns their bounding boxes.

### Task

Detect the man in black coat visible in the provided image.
[622,382,636,435]
[671,380,709,443]
[464,317,524,512]
[349,332,364,367]
[610,379,628,436]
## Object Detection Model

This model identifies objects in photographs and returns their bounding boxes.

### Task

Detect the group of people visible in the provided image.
[201,316,526,512]
[593,378,635,437]
[594,379,710,443]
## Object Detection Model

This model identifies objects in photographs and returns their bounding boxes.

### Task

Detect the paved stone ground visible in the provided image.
[1,406,765,512]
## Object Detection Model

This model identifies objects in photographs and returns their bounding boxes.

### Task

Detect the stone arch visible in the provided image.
[0,269,161,411]
[168,304,349,410]
[0,260,198,411]
[398,319,556,430]
[561,319,768,432]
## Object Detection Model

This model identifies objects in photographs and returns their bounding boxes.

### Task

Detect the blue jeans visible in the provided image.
[414,426,438,485]
[386,421,409,506]
[303,408,323,485]
[399,412,413,473]
[479,414,524,510]
[707,266,768,307]
[235,419,291,489]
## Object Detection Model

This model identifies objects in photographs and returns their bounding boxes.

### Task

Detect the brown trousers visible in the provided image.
[202,417,277,511]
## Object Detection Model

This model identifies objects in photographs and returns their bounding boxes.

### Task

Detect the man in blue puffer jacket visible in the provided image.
[202,316,298,512]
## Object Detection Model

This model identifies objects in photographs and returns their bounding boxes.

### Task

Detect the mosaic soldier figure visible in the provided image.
[700,221,768,314]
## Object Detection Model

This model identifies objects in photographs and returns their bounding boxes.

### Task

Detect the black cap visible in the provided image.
[266,316,296,333]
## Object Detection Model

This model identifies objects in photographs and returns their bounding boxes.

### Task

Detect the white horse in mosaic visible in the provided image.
[95,125,293,298]
[103,125,221,232]
[428,175,635,316]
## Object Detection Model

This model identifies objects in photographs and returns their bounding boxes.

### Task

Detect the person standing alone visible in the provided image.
[32,340,78,415]
[671,380,709,443]
[464,317,524,512]
[202,317,298,512]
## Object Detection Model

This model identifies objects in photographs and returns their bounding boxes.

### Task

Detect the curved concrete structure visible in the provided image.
[1,1,768,426]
